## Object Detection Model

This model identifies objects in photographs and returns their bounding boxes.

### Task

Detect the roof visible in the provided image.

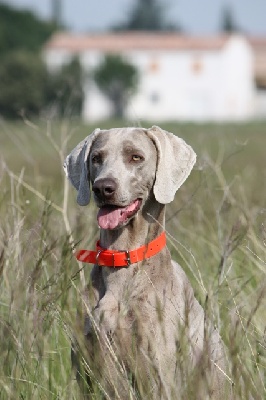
[44,32,230,53]
[44,32,266,86]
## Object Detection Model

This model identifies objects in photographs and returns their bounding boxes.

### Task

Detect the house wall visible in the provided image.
[43,35,256,122]
[219,36,255,120]
[81,51,114,120]
[125,49,225,121]
[125,37,255,122]
[45,49,73,71]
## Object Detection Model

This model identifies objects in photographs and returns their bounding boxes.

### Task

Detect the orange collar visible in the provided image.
[75,231,166,268]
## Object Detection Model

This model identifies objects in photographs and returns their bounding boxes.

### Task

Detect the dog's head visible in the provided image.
[64,126,196,229]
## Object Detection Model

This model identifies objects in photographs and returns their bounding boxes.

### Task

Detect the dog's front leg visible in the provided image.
[84,266,119,340]
[83,264,106,336]
[90,292,119,342]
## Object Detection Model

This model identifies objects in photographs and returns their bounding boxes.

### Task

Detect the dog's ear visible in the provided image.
[146,126,196,204]
[63,128,100,206]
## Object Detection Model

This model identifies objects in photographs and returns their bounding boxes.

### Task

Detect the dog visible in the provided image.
[64,125,230,399]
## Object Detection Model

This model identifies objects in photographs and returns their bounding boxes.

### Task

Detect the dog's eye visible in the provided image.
[132,155,142,162]
[91,154,102,164]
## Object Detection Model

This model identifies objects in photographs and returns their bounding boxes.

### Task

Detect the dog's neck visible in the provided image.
[99,197,165,251]
[98,198,170,289]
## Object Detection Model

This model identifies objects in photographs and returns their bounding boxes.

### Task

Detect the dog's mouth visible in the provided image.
[97,199,142,230]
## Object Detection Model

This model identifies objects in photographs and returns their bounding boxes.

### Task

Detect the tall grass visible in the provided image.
[0,118,265,399]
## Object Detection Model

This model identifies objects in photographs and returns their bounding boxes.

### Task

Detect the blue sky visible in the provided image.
[3,0,266,35]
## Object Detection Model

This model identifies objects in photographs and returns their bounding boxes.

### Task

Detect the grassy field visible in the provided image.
[0,118,265,399]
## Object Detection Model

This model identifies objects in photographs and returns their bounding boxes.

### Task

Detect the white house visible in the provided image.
[43,32,257,122]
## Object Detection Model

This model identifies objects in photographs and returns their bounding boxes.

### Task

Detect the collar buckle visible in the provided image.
[122,250,131,266]
[96,248,131,267]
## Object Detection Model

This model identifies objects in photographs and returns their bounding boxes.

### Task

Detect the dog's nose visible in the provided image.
[92,178,117,200]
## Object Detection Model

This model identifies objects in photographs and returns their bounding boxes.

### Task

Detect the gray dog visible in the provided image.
[64,126,230,399]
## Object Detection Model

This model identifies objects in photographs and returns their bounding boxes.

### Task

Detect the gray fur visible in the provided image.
[65,126,231,399]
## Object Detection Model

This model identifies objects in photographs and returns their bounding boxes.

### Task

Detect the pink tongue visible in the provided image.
[97,200,140,230]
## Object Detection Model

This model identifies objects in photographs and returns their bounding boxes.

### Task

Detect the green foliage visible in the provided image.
[0,51,84,119]
[0,50,49,119]
[113,0,179,31]
[46,57,84,117]
[0,3,56,56]
[94,55,138,117]
[0,3,73,120]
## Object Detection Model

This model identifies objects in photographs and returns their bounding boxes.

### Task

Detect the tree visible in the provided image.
[0,4,57,56]
[0,4,82,120]
[221,6,238,33]
[94,55,138,118]
[46,57,84,117]
[112,0,180,31]
[0,53,84,119]
[0,51,49,119]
